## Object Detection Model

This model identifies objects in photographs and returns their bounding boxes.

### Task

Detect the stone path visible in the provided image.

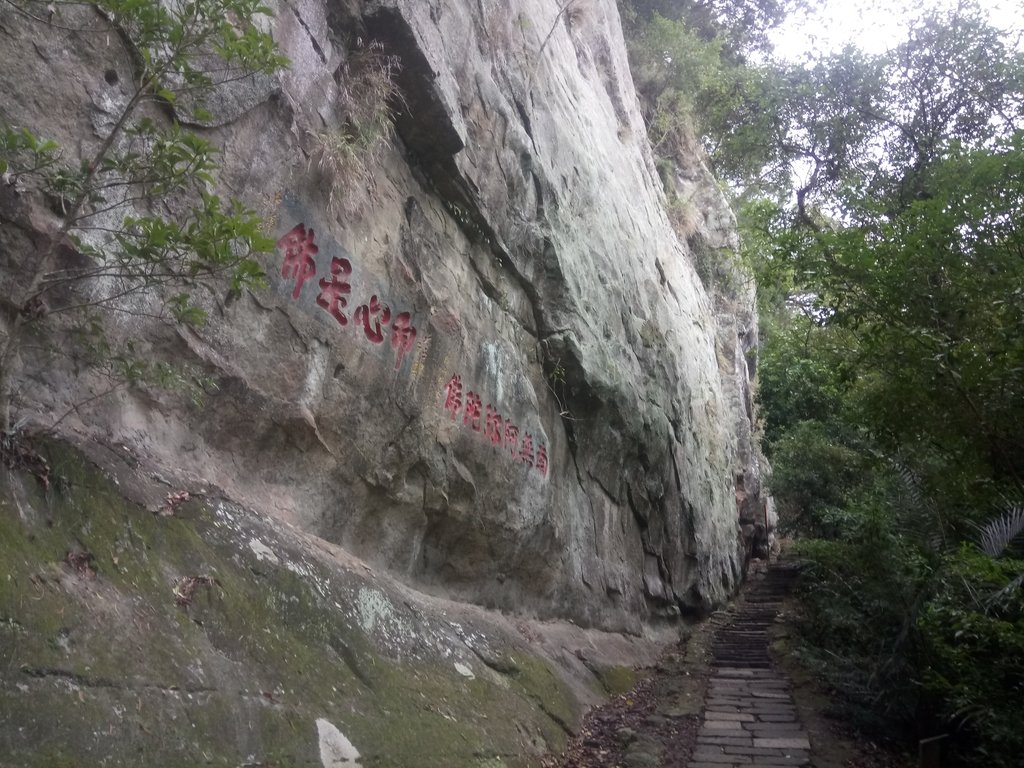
[689,563,809,768]
[546,559,893,768]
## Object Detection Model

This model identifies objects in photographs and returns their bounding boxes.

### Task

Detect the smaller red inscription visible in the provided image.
[519,433,535,466]
[441,374,550,479]
[504,423,520,456]
[535,444,549,476]
[391,313,417,370]
[484,405,503,446]
[277,223,318,300]
[316,256,353,326]
[443,375,463,419]
[464,392,483,432]
[354,295,391,344]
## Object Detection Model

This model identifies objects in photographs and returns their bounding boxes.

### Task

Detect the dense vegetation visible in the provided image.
[620,0,1024,764]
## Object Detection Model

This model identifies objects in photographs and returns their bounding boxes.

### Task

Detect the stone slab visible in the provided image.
[753,737,812,750]
[721,746,790,756]
[715,669,782,678]
[703,721,747,731]
[743,722,802,732]
[745,757,811,766]
[690,751,751,764]
[696,735,755,747]
[705,711,756,722]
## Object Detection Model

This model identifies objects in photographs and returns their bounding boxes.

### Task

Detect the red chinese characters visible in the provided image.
[276,222,418,369]
[484,405,503,446]
[390,312,417,371]
[316,256,352,326]
[504,423,520,456]
[464,392,482,431]
[354,295,390,343]
[444,375,463,419]
[277,223,318,300]
[442,374,550,478]
[519,433,535,467]
[535,444,548,475]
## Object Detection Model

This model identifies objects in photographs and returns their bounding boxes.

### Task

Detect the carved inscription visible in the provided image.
[278,223,318,299]
[277,223,416,370]
[443,374,549,477]
[277,223,548,479]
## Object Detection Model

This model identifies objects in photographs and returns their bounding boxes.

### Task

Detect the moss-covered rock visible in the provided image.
[0,440,577,766]
[595,665,638,696]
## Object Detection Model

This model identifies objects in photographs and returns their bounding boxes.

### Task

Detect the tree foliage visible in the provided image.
[740,5,1024,764]
[620,1,798,185]
[0,0,286,432]
[621,0,805,58]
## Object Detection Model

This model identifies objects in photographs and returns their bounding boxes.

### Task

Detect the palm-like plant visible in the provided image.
[976,506,1024,558]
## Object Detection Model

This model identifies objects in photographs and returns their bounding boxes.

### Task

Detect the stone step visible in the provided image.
[687,563,812,768]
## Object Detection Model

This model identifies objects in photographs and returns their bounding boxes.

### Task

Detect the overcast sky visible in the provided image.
[769,0,1023,60]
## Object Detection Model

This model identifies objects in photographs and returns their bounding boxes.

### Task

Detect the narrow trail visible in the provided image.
[691,563,808,767]
[548,560,903,768]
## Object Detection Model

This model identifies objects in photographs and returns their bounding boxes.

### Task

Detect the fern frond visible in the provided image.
[985,571,1024,612]
[894,461,924,510]
[976,506,1024,557]
[891,457,945,552]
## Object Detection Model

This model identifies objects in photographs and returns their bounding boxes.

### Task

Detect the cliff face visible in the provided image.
[0,0,766,762]
[2,0,762,626]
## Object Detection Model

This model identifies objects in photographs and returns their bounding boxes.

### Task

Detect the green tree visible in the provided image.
[771,134,1024,504]
[741,4,1024,762]
[621,0,806,59]
[0,0,286,433]
[622,8,791,187]
[769,4,1021,214]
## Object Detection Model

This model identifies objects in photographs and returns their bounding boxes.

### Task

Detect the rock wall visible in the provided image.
[1,0,762,634]
[671,152,775,560]
[0,0,773,763]
[1,440,663,767]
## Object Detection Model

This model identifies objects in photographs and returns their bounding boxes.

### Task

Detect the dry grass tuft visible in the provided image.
[310,39,403,212]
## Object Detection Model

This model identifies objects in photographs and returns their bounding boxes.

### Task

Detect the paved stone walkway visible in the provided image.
[689,564,810,768]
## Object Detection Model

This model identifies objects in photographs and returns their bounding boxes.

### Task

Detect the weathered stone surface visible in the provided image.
[0,0,757,628]
[0,440,669,765]
[1,0,767,761]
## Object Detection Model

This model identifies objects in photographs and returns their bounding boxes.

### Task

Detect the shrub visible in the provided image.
[918,547,1024,767]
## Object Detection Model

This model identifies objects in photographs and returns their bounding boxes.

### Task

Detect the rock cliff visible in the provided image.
[0,0,768,764]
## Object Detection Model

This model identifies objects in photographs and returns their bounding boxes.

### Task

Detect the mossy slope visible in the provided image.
[0,441,576,767]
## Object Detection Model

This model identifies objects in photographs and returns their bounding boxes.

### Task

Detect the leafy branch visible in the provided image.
[0,0,287,433]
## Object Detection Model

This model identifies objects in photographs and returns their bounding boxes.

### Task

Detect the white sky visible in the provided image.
[769,0,1023,60]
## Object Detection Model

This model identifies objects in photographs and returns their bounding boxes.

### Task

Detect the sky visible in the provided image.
[768,0,1023,60]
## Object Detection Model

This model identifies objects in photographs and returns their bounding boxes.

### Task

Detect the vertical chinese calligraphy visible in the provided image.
[316,256,352,326]
[442,374,550,478]
[276,223,416,370]
[277,223,317,300]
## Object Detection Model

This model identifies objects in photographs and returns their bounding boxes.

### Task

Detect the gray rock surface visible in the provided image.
[0,0,763,635]
[2,439,665,766]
